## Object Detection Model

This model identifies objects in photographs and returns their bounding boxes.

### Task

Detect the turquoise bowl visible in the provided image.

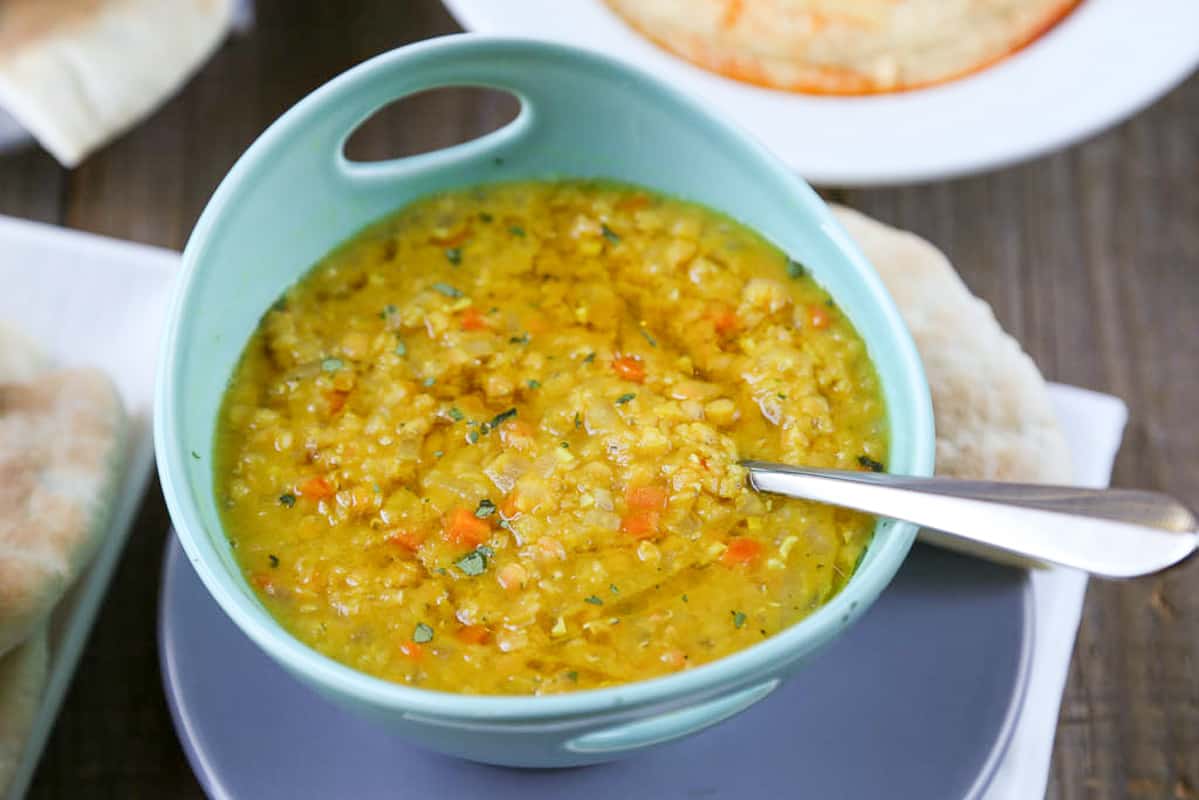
[155,34,935,767]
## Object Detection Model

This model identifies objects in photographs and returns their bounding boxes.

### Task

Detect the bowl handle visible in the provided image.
[275,35,607,187]
[564,679,779,754]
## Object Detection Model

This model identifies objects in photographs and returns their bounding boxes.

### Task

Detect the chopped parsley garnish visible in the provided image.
[190,450,200,460]
[321,357,343,372]
[445,247,462,265]
[431,282,463,298]
[574,412,582,429]
[640,328,658,347]
[422,376,436,387]
[582,352,596,364]
[610,584,620,594]
[467,430,480,444]
[777,393,787,400]
[509,225,526,237]
[682,594,689,603]
[615,392,636,405]
[475,498,497,518]
[394,340,407,356]
[413,623,434,643]
[479,212,493,222]
[448,407,465,421]
[486,407,518,431]
[279,493,296,508]
[380,303,397,319]
[560,441,570,449]
[584,595,604,606]
[527,379,541,390]
[566,671,579,682]
[510,333,529,344]
[786,258,806,279]
[268,554,279,568]
[601,224,621,244]
[732,611,747,629]
[433,450,444,458]
[858,455,885,473]
[455,549,489,576]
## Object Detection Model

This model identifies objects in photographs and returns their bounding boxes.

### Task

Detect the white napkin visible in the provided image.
[983,383,1128,799]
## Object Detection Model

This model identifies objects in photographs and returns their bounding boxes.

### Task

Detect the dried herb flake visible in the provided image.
[858,455,885,473]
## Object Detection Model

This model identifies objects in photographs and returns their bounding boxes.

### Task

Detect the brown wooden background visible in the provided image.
[2,2,1195,797]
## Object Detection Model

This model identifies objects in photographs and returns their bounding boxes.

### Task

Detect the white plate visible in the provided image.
[443,0,1199,186]
[0,109,32,155]
[0,216,177,800]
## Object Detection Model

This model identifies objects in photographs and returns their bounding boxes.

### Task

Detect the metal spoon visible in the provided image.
[743,461,1198,578]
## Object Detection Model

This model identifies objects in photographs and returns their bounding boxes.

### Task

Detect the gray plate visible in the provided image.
[159,535,1032,800]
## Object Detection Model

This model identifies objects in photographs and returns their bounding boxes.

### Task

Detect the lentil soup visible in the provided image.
[215,180,887,695]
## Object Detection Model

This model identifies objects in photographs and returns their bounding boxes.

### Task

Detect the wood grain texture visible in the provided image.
[0,1,1191,797]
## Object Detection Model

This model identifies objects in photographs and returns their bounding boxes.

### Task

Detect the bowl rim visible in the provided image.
[154,33,935,723]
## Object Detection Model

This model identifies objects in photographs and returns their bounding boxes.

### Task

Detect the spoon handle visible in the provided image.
[742,461,1198,578]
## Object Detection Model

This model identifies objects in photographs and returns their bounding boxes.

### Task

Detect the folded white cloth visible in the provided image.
[0,0,235,166]
[984,383,1128,799]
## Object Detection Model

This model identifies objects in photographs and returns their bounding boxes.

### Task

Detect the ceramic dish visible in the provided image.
[154,34,935,767]
[160,538,1030,798]
[442,0,1199,186]
[0,216,175,800]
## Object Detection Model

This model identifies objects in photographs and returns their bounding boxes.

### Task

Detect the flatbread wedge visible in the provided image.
[0,0,234,165]
[0,628,48,797]
[832,205,1072,563]
[605,0,1081,95]
[0,365,127,656]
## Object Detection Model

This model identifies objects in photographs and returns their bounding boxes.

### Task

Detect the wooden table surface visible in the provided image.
[3,2,1195,798]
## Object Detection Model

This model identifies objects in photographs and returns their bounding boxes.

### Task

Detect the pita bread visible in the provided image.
[0,322,49,384]
[832,205,1071,563]
[0,628,47,797]
[0,0,234,166]
[0,333,127,656]
[605,0,1080,94]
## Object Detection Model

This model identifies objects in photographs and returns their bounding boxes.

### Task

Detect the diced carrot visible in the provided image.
[326,390,349,414]
[460,306,488,331]
[711,308,739,335]
[431,228,470,247]
[299,475,335,499]
[612,356,646,383]
[525,313,549,335]
[499,493,521,519]
[662,648,687,668]
[621,510,661,539]
[617,194,650,212]
[496,419,534,450]
[387,530,425,551]
[808,305,831,330]
[626,484,669,511]
[443,507,490,547]
[251,573,275,594]
[456,625,490,645]
[399,641,424,660]
[721,537,763,566]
